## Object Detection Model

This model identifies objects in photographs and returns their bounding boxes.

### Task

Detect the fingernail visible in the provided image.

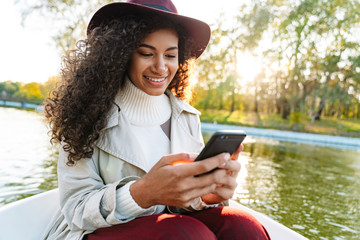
[224,153,230,160]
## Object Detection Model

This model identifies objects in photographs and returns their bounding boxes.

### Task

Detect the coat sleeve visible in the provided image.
[57,146,156,231]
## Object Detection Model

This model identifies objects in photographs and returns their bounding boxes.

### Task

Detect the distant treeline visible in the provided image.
[0,77,57,105]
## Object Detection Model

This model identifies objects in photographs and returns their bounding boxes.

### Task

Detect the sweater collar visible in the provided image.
[107,79,201,130]
[115,77,171,125]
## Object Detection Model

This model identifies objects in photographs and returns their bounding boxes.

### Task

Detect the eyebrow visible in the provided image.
[139,43,178,51]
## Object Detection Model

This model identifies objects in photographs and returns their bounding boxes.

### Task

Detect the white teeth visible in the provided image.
[145,76,166,82]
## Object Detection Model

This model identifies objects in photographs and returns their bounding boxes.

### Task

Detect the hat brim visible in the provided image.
[87,2,211,59]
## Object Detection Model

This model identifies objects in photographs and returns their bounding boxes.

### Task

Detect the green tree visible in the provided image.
[0,81,21,99]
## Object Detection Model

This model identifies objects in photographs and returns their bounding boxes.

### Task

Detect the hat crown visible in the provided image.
[87,0,210,58]
[127,0,178,14]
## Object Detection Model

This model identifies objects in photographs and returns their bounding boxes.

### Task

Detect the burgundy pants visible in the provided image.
[86,206,271,240]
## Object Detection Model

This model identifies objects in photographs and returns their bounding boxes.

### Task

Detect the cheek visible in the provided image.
[170,62,179,76]
[128,55,145,71]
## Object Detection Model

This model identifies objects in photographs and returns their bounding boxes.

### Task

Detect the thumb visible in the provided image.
[158,153,196,166]
[230,144,244,160]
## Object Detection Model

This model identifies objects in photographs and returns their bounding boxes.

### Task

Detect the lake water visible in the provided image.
[0,108,57,204]
[1,107,359,239]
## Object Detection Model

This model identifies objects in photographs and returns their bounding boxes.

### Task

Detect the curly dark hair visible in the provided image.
[45,14,195,166]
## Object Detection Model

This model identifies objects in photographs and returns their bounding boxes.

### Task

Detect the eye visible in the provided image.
[166,54,177,58]
[138,52,153,57]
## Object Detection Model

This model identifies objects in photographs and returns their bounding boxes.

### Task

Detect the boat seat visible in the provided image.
[0,189,60,240]
[0,189,308,240]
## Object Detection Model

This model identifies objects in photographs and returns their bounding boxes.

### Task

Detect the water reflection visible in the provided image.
[238,137,360,240]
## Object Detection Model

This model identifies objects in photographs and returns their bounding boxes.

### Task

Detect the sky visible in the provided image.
[0,0,248,84]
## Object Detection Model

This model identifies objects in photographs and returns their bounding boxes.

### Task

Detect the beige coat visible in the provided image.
[42,90,205,240]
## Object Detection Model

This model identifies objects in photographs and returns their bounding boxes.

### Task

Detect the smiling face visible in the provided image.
[127,28,179,96]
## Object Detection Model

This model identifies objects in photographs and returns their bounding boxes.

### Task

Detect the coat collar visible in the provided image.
[166,89,200,118]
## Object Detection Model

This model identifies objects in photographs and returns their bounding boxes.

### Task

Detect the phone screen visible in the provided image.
[195,130,246,161]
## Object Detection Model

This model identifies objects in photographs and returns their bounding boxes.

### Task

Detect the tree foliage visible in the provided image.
[194,0,360,120]
[17,0,360,121]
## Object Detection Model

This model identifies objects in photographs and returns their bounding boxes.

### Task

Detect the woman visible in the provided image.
[44,0,270,239]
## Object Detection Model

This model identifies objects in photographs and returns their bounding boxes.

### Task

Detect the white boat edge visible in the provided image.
[0,189,308,240]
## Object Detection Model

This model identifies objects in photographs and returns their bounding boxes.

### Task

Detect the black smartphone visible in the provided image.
[195,130,246,161]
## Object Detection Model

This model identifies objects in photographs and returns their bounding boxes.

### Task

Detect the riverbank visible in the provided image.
[0,100,41,111]
[202,122,360,150]
[199,110,360,138]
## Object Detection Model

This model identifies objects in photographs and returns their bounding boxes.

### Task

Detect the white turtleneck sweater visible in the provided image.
[115,78,171,219]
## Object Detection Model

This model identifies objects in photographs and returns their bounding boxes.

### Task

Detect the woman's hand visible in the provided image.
[130,152,231,208]
[201,144,243,204]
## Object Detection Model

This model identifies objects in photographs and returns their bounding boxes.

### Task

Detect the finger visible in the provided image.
[193,168,227,187]
[170,184,217,208]
[171,159,194,166]
[218,158,241,174]
[202,193,226,204]
[177,153,230,176]
[226,160,241,172]
[214,174,238,190]
[224,162,241,179]
[230,144,244,160]
[186,184,217,202]
[208,168,238,187]
[160,153,196,166]
[213,187,235,200]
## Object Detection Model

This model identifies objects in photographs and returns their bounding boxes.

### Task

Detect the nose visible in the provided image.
[152,56,167,75]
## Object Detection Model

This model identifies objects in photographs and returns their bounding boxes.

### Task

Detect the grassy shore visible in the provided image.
[199,110,360,138]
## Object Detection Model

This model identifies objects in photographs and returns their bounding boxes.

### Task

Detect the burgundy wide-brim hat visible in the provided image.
[87,0,211,59]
